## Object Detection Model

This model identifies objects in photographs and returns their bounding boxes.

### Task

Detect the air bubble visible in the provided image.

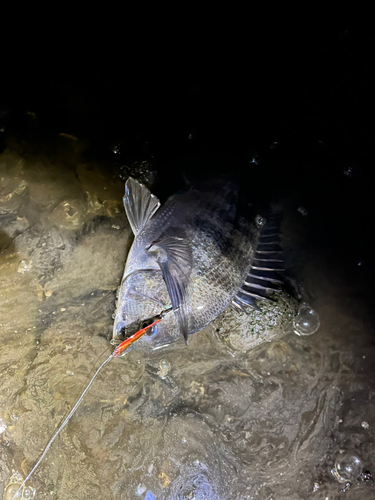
[333,452,363,482]
[343,165,359,178]
[293,304,320,336]
[297,206,308,216]
[255,215,266,227]
[22,486,35,499]
[5,483,22,500]
[17,259,32,274]
[9,471,23,483]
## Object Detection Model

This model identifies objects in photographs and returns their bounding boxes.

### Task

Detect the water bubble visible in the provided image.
[293,304,320,336]
[297,206,308,216]
[343,166,354,177]
[339,482,351,493]
[333,452,363,482]
[255,215,266,227]
[5,483,22,500]
[17,259,32,274]
[9,471,23,483]
[361,421,369,429]
[22,486,35,499]
[0,417,7,434]
[359,470,372,482]
[343,164,359,178]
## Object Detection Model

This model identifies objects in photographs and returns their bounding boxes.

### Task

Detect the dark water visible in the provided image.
[1,18,375,500]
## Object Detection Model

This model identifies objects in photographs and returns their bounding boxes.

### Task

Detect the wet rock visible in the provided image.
[213,291,298,352]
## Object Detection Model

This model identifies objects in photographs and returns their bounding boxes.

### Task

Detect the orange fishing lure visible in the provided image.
[112,318,162,357]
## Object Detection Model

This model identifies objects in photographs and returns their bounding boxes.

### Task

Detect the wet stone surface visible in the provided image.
[1,143,375,500]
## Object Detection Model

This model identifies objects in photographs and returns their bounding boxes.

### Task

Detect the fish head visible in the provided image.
[113,269,181,350]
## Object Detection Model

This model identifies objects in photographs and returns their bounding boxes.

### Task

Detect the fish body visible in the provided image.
[113,177,283,350]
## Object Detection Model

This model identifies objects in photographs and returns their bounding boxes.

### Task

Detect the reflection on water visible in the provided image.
[0,141,374,500]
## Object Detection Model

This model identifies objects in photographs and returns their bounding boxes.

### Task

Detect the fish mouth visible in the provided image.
[110,322,159,347]
[112,321,134,342]
[112,307,173,344]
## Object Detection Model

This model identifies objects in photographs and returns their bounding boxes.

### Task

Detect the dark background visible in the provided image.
[1,15,374,316]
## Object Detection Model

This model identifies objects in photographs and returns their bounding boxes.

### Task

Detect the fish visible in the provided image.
[112,177,284,350]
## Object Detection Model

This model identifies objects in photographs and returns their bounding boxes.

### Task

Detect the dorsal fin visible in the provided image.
[123,178,161,235]
[148,232,193,343]
[232,212,284,312]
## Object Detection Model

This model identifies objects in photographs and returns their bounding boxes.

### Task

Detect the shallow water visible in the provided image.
[0,142,374,500]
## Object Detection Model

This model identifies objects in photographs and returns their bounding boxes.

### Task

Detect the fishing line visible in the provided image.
[10,317,162,500]
[11,355,113,500]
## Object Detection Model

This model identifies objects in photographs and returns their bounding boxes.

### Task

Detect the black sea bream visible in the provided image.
[112,177,284,350]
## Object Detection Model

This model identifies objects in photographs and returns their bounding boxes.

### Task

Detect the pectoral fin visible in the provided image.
[123,178,161,235]
[148,234,193,342]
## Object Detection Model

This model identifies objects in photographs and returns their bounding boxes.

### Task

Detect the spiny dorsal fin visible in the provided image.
[123,178,161,235]
[148,233,193,343]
